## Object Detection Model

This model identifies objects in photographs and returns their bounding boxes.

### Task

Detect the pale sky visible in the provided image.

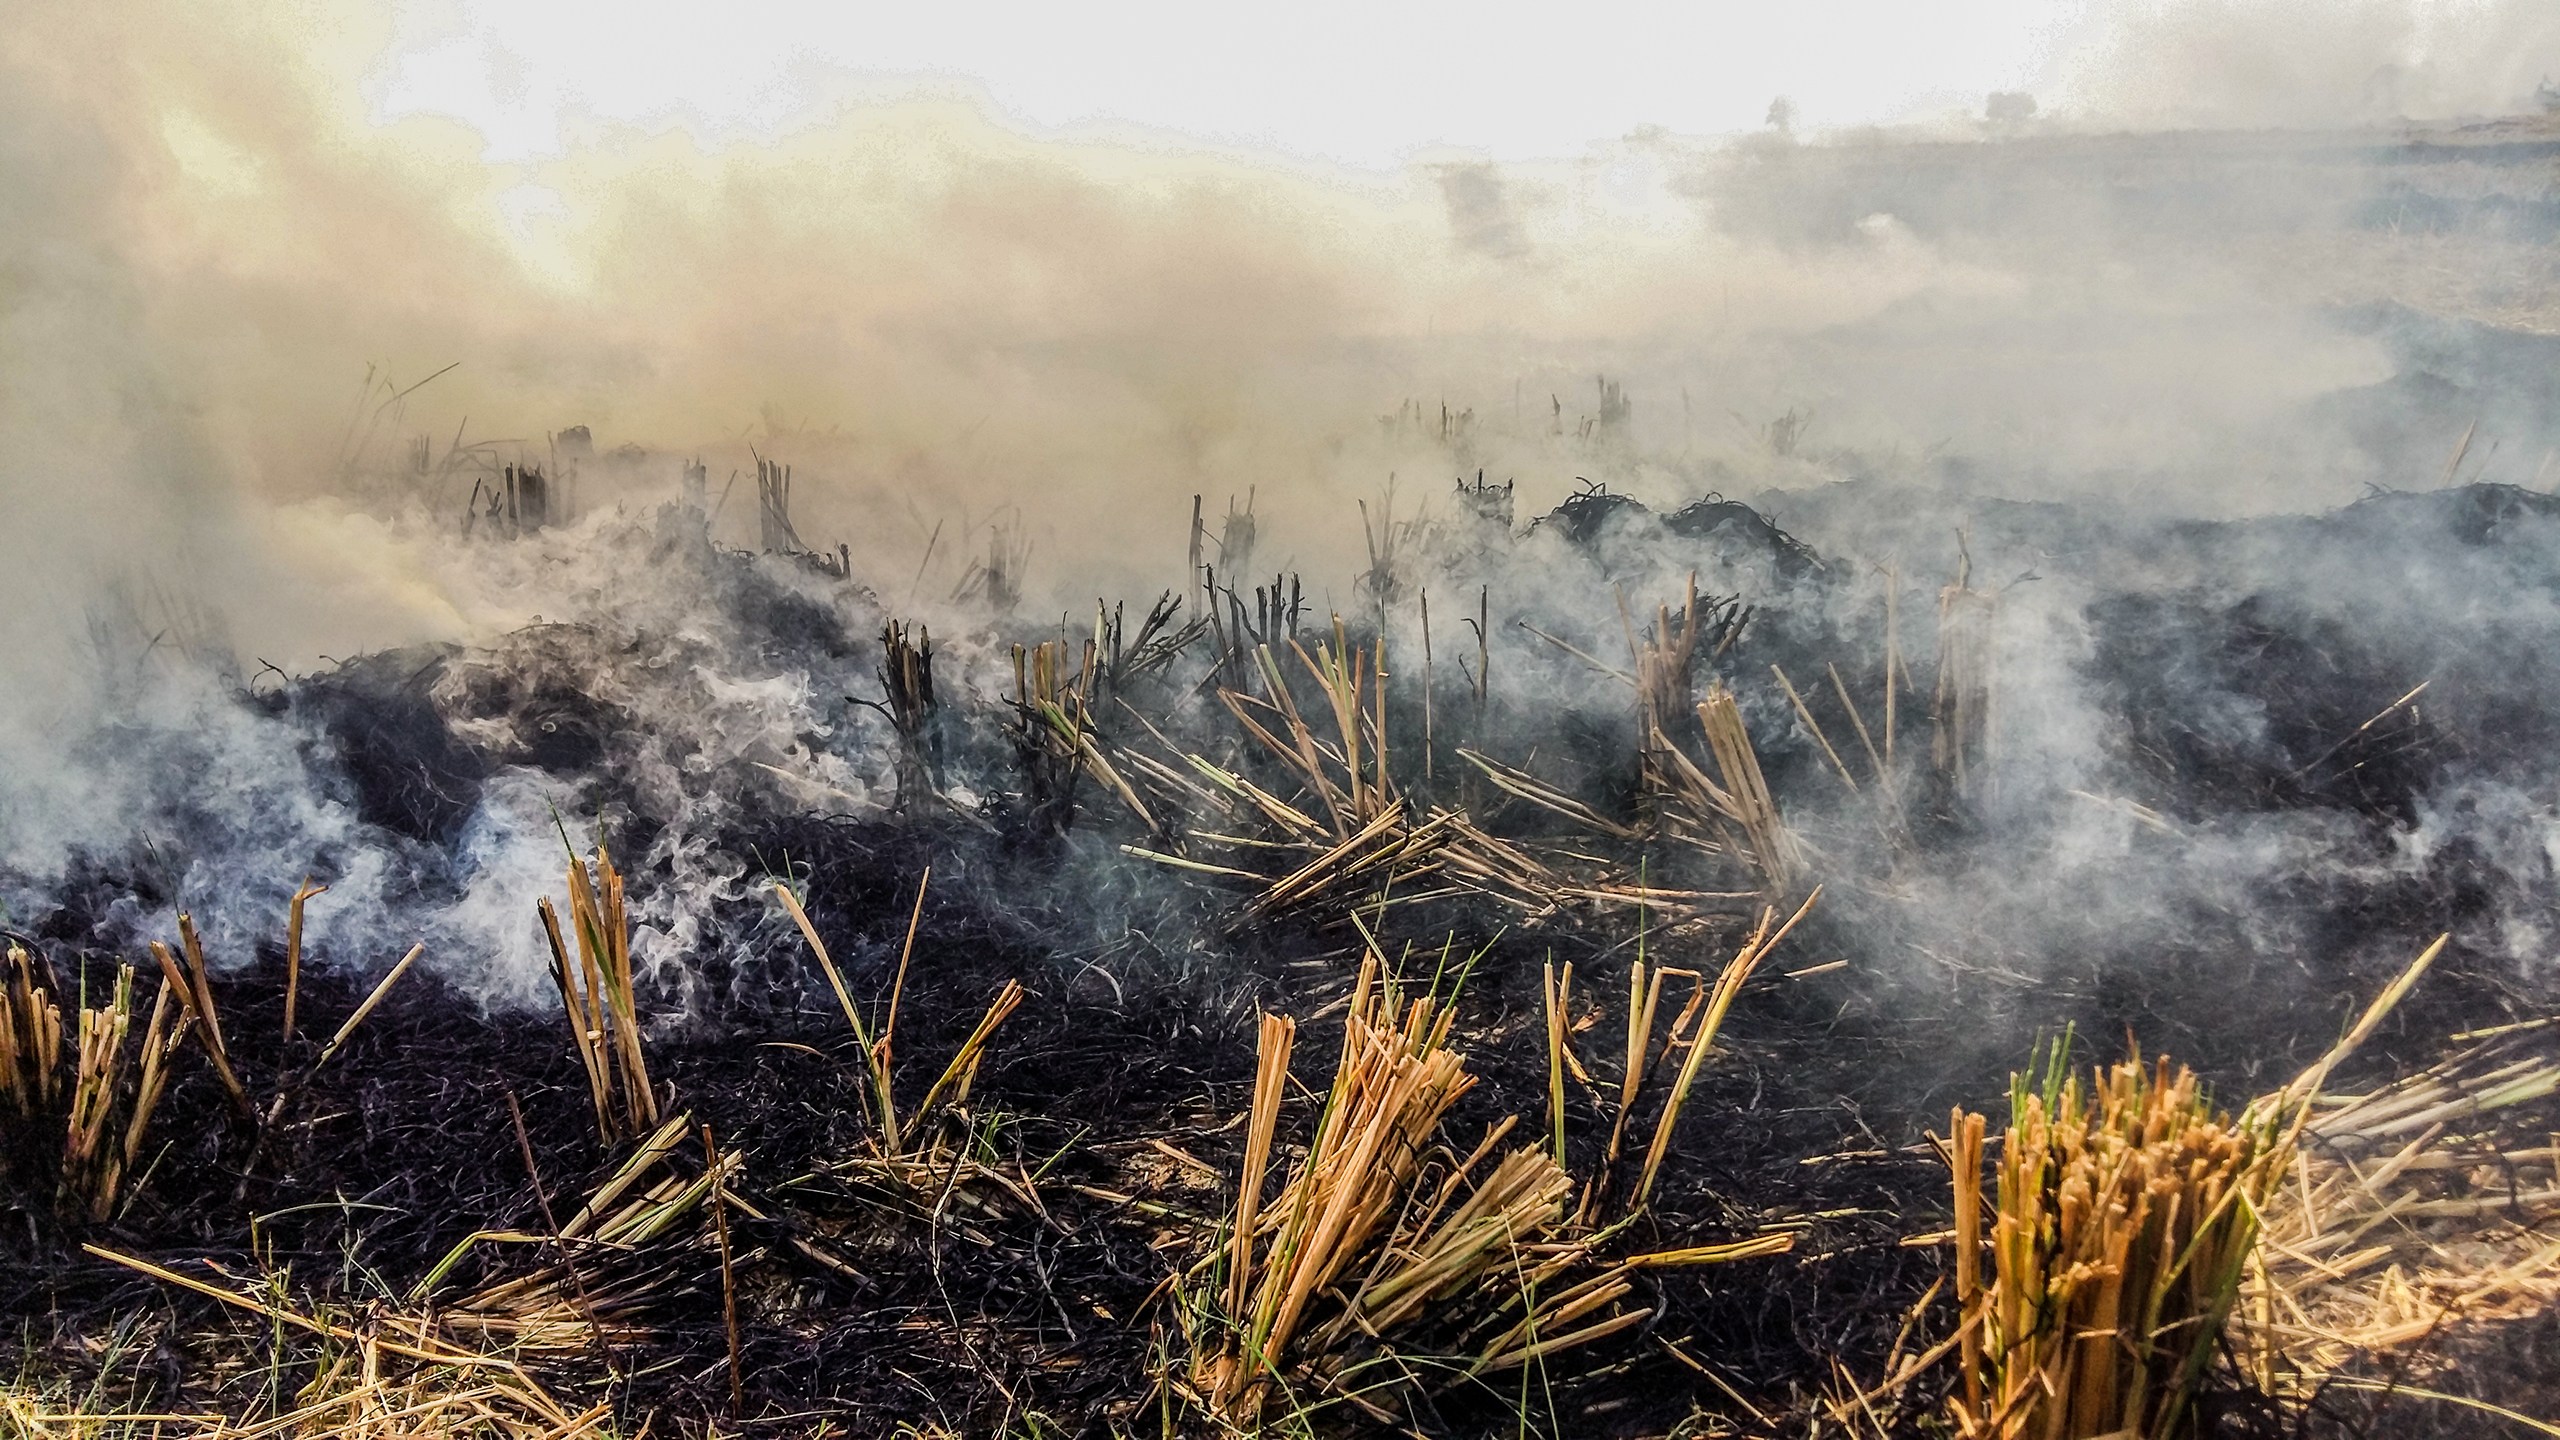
[366,0,2103,168]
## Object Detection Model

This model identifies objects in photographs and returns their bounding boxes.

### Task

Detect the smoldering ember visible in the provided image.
[11,17,2560,1440]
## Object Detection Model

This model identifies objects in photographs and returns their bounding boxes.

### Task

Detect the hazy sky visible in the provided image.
[367,0,2104,168]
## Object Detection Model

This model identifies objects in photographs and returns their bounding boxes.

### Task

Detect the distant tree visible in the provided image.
[1766,96,1795,132]
[1986,91,2037,126]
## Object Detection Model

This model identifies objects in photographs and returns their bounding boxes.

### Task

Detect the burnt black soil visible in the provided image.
[8,486,2560,1436]
[6,854,2524,1438]
[0,820,1963,1438]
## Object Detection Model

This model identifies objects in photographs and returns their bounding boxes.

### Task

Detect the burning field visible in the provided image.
[9,2,2560,1434]
[9,465,2560,1438]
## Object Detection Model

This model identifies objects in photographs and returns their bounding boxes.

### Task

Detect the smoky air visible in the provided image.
[4,1,2559,1434]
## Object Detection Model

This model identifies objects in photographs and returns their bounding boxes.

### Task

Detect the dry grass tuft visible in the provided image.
[1624,575,1747,803]
[1195,916,1808,1427]
[1194,954,1587,1422]
[2241,940,2560,1388]
[1012,635,1155,836]
[1947,1045,2284,1440]
[774,873,1028,1186]
[1220,618,1397,838]
[420,1112,746,1359]
[2,947,186,1224]
[1696,683,1805,891]
[539,846,656,1145]
[80,1244,615,1439]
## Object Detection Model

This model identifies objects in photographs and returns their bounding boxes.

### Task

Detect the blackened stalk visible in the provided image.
[506,1088,620,1386]
[705,1120,744,1416]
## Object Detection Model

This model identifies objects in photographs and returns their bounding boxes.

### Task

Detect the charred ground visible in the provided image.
[5,480,2559,1437]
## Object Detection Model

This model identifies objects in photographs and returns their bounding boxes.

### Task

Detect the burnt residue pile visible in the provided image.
[5,478,2560,1435]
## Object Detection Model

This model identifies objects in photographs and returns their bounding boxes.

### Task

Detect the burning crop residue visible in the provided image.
[8,2,2560,1434]
[6,466,2560,1435]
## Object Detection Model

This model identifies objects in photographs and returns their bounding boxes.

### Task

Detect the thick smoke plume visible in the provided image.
[6,0,2559,1025]
[2053,0,2560,129]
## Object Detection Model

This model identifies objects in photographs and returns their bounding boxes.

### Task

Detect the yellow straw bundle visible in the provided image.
[540,845,657,1143]
[1,943,63,1117]
[1950,1047,2281,1440]
[1199,947,1717,1422]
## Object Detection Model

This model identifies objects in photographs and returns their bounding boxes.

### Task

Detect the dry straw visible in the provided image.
[281,875,329,1044]
[1946,1044,2282,1440]
[1933,546,1999,799]
[1197,924,1805,1425]
[89,1242,607,1438]
[1012,636,1155,834]
[1698,683,1805,891]
[416,1111,758,1359]
[153,913,251,1118]
[1622,575,1715,800]
[3,945,185,1222]
[2247,1025,2560,1375]
[59,965,137,1221]
[775,871,1024,1169]
[1219,618,1397,838]
[1632,890,1820,1211]
[539,844,657,1144]
[1935,935,2448,1440]
[1197,954,1501,1419]
[2239,937,2560,1387]
[1,942,64,1116]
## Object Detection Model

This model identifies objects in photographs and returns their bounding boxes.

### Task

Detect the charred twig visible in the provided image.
[705,1120,744,1416]
[2287,680,2431,782]
[755,454,801,553]
[875,620,943,810]
[1772,663,1858,792]
[951,515,1032,612]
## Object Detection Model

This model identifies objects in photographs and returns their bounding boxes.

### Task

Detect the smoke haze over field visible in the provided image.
[6,0,2560,1008]
[9,0,2559,630]
[2058,0,2560,129]
[370,0,2560,163]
